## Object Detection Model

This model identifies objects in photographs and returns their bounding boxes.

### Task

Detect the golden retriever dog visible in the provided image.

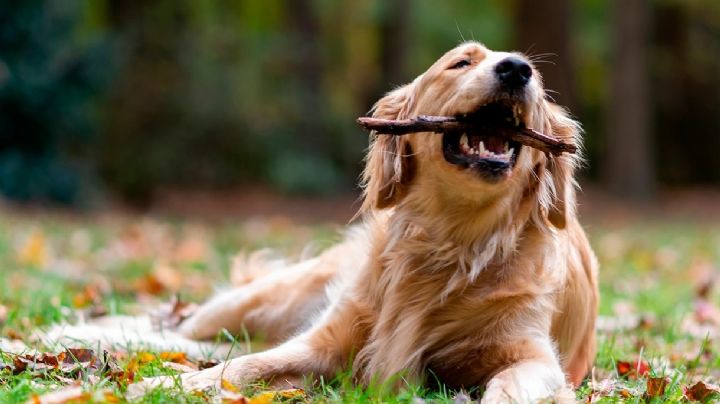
[125,41,599,402]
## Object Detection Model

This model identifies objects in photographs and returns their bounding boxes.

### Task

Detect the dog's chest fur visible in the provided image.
[352,218,559,386]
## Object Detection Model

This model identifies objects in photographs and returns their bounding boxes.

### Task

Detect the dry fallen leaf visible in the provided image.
[248,391,275,404]
[134,274,165,296]
[683,381,720,402]
[71,285,102,309]
[247,389,306,404]
[111,356,140,385]
[646,376,670,398]
[617,389,633,398]
[274,389,305,400]
[6,348,119,383]
[136,352,156,364]
[221,378,241,393]
[150,295,198,330]
[616,359,650,379]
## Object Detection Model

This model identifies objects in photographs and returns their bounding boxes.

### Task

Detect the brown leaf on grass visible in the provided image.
[71,285,107,317]
[221,378,240,393]
[274,389,305,400]
[150,295,198,330]
[135,352,156,364]
[111,357,140,385]
[683,381,720,402]
[248,392,275,404]
[646,376,670,398]
[159,351,194,367]
[247,389,306,404]
[6,348,124,387]
[64,348,96,364]
[58,348,115,378]
[6,328,23,340]
[616,359,650,379]
[12,352,64,374]
[134,274,165,295]
[617,389,633,398]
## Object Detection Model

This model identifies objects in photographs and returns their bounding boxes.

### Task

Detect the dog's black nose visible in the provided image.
[495,57,532,88]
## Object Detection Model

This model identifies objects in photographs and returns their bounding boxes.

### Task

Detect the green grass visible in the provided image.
[1,211,720,402]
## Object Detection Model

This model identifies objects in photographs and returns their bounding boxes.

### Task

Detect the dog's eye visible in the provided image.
[448,59,471,69]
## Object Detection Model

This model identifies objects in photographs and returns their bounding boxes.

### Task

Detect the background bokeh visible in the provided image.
[2,3,720,402]
[1,0,719,208]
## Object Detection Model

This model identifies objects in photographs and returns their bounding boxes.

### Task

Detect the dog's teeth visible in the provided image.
[503,141,509,152]
[513,105,522,126]
[478,141,486,155]
[460,134,469,148]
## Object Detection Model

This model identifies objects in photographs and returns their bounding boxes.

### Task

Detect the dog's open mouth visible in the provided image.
[442,101,525,179]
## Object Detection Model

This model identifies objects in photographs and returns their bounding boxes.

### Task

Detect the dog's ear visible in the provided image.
[544,103,581,229]
[361,84,417,211]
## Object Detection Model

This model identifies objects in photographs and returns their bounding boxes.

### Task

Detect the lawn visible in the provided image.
[1,209,720,402]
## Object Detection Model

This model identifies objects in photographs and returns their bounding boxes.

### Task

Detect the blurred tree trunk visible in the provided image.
[361,0,411,111]
[653,3,720,185]
[379,0,410,89]
[286,0,327,154]
[603,0,654,198]
[514,0,576,110]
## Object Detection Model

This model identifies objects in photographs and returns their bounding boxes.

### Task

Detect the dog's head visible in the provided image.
[362,42,581,230]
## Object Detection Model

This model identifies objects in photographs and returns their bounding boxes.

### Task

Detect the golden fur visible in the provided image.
[130,42,599,402]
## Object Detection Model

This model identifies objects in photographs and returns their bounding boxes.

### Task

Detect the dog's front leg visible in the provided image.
[480,338,574,404]
[128,297,366,398]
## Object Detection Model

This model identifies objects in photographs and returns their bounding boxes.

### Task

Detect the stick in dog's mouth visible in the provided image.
[356,105,577,157]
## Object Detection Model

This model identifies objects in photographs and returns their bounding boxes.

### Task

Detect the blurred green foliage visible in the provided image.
[0,0,112,204]
[0,1,718,204]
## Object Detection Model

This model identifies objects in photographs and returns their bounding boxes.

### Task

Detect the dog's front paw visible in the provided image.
[481,380,519,404]
[126,366,224,400]
[481,377,574,404]
[126,357,262,400]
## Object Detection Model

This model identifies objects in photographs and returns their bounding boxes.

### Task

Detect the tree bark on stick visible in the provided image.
[357,116,577,156]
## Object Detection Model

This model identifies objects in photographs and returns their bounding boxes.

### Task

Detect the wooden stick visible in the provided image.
[357,115,577,156]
